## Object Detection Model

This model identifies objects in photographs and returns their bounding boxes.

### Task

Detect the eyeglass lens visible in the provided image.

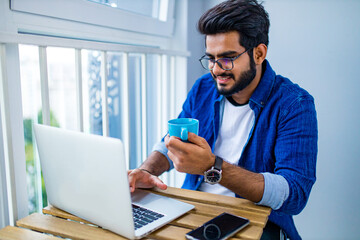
[200,58,233,70]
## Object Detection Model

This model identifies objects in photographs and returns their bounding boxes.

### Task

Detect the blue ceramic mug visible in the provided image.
[168,118,199,141]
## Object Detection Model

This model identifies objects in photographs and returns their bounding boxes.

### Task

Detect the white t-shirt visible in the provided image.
[199,97,255,196]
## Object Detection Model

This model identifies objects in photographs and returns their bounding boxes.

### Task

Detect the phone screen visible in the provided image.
[186,212,250,240]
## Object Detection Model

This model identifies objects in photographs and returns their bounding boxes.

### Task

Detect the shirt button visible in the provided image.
[261,101,265,105]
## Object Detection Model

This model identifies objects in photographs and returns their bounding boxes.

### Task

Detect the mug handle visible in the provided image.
[180,127,188,141]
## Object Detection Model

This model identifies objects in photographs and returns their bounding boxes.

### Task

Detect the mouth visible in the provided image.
[216,75,233,85]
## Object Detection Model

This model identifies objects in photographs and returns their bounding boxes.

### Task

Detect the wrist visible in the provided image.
[208,154,216,171]
[138,168,153,175]
[204,155,223,185]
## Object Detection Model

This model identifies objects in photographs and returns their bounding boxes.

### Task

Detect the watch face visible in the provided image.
[205,169,222,184]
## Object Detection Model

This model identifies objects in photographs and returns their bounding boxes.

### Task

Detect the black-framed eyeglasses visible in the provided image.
[199,49,250,71]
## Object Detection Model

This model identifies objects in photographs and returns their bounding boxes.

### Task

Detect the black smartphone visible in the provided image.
[186,212,249,240]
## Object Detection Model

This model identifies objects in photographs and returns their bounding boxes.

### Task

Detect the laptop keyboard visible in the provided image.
[132,204,165,230]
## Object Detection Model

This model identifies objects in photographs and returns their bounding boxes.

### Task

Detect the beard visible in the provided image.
[212,55,257,97]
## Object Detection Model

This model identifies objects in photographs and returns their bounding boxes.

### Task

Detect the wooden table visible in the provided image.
[0,187,270,240]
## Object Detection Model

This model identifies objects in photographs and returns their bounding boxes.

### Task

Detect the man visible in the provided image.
[128,0,317,239]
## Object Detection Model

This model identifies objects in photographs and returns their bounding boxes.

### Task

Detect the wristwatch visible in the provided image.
[204,156,223,184]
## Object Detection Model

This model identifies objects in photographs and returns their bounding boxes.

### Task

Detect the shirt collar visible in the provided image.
[249,59,275,108]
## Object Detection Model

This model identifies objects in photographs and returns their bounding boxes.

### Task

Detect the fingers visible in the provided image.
[187,132,205,145]
[166,133,207,155]
[165,134,182,149]
[128,169,167,192]
[128,169,140,192]
[165,132,214,175]
[165,135,187,153]
[150,176,167,190]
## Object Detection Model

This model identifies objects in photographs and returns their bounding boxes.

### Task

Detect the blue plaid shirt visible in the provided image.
[155,60,317,239]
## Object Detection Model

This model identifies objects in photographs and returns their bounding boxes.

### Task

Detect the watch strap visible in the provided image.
[213,156,223,171]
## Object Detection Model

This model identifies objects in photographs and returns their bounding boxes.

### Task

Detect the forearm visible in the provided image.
[219,161,264,202]
[139,151,170,176]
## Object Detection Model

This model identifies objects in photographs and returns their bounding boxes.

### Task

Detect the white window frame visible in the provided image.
[10,0,175,38]
[0,43,29,225]
[0,105,10,229]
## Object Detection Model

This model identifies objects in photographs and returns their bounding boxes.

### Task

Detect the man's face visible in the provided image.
[205,31,256,96]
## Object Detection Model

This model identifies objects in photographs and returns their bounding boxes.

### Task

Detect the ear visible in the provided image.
[253,43,267,65]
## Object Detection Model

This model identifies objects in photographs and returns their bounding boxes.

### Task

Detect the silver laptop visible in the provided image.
[33,124,194,239]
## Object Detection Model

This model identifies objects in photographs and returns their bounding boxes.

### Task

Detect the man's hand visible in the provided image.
[165,132,215,175]
[127,169,167,193]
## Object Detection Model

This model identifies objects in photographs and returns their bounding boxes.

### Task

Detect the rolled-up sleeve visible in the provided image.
[152,141,174,170]
[257,172,289,210]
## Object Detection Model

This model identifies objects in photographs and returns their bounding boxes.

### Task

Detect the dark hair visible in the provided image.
[197,0,270,49]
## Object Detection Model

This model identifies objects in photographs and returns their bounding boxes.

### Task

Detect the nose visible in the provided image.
[211,61,226,76]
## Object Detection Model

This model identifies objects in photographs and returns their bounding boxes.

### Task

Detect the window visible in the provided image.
[17,44,187,215]
[19,45,78,213]
[1,0,188,222]
[19,44,44,214]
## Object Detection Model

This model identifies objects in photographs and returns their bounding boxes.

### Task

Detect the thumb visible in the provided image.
[150,176,167,190]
